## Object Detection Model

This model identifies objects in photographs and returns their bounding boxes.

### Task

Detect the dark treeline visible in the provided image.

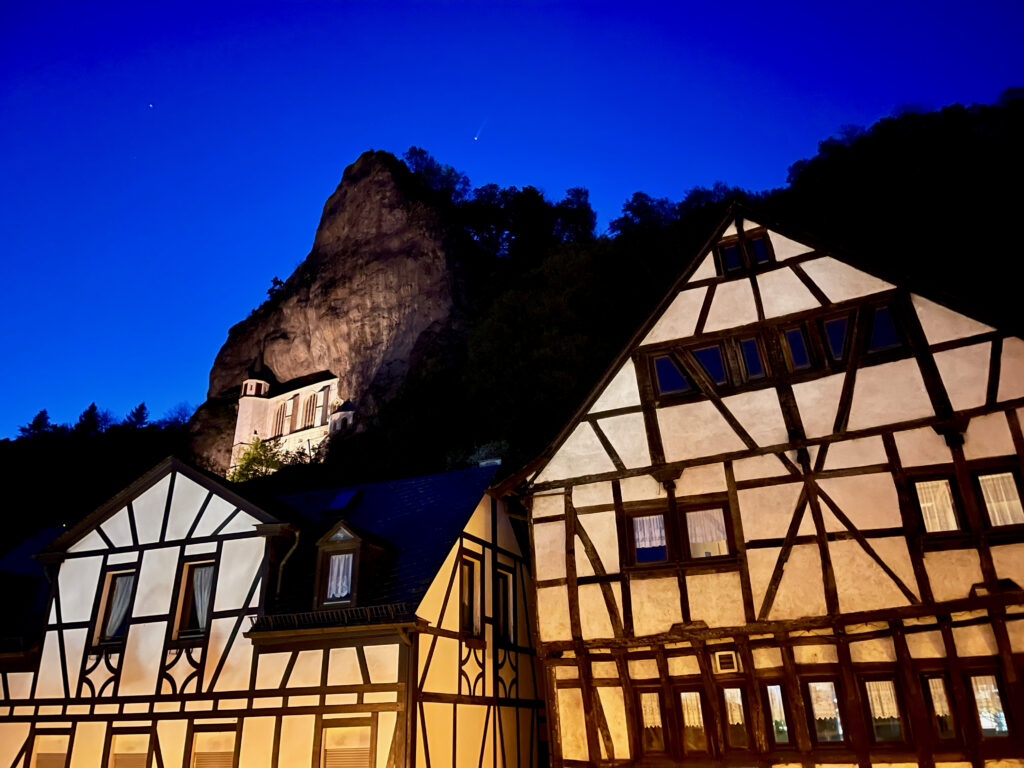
[4,92,1023,538]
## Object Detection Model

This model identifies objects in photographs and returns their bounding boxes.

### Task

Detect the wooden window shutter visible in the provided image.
[322,746,371,768]
[320,385,332,426]
[289,394,300,433]
[112,755,149,768]
[193,753,234,768]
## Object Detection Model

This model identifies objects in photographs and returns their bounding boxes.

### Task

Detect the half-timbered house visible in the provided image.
[0,459,541,768]
[510,208,1024,767]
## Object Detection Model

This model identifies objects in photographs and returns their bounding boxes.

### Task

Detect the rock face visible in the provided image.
[191,151,454,471]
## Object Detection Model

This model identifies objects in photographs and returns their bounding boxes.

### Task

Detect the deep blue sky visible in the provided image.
[1,1,1021,438]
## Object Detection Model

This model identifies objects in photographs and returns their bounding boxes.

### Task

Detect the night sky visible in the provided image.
[1,1,1021,438]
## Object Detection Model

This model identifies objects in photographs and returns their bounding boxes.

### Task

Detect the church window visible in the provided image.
[678,689,709,753]
[685,508,729,558]
[271,403,287,437]
[914,479,960,532]
[692,345,728,385]
[632,514,667,563]
[639,691,666,753]
[653,355,692,396]
[923,675,957,741]
[970,674,1008,738]
[977,472,1024,526]
[94,568,137,646]
[190,730,236,768]
[722,687,749,748]
[863,678,904,742]
[302,394,317,429]
[805,680,845,743]
[174,561,215,641]
[765,684,790,745]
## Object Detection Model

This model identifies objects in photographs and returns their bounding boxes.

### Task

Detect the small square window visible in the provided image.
[95,569,136,646]
[970,674,1008,738]
[175,561,215,640]
[864,679,903,742]
[822,315,850,361]
[679,690,709,753]
[747,236,771,265]
[722,687,749,748]
[653,355,692,396]
[692,345,728,385]
[686,508,728,558]
[915,479,959,533]
[923,675,956,740]
[738,338,766,380]
[867,306,902,353]
[977,472,1024,526]
[639,692,666,753]
[721,244,743,273]
[765,684,790,745]
[806,680,844,743]
[633,514,667,563]
[783,327,812,371]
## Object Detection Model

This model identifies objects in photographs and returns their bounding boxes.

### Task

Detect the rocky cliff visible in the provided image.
[190,151,455,471]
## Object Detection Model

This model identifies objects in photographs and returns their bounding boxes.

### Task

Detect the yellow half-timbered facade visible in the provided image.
[0,460,541,768]
[514,209,1024,767]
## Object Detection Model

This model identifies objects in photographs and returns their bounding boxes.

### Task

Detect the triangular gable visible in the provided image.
[46,457,279,557]
[316,519,360,547]
[509,203,1014,489]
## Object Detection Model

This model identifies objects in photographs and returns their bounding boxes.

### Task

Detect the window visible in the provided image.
[765,684,790,745]
[866,305,903,353]
[713,231,775,276]
[321,725,371,768]
[692,345,728,385]
[806,680,844,743]
[460,558,481,636]
[863,679,903,742]
[970,674,1008,738]
[915,479,960,533]
[738,337,766,381]
[108,733,150,768]
[653,355,693,396]
[632,514,667,563]
[722,687,749,748]
[175,561,215,641]
[747,234,771,265]
[977,472,1024,526]
[271,403,286,437]
[495,570,513,643]
[782,325,813,371]
[686,508,729,558]
[639,691,666,753]
[923,675,956,741]
[325,553,353,603]
[190,731,235,768]
[821,314,851,362]
[721,242,743,273]
[30,734,69,768]
[95,569,136,646]
[678,690,709,753]
[302,394,317,429]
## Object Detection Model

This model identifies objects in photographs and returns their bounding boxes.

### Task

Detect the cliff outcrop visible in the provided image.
[190,151,455,471]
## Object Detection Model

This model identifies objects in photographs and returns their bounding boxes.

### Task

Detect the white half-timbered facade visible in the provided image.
[513,209,1024,767]
[0,460,541,768]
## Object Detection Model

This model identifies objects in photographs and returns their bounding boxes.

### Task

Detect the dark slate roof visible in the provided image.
[257,465,498,630]
[0,525,64,656]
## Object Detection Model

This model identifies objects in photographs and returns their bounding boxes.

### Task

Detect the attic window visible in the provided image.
[175,561,215,641]
[867,306,903,353]
[747,235,771,264]
[653,355,692,396]
[822,315,851,362]
[782,326,813,371]
[692,345,727,385]
[95,569,136,646]
[713,230,776,276]
[326,553,353,602]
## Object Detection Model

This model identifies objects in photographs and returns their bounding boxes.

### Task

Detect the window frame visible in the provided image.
[711,228,777,277]
[761,680,795,749]
[801,677,848,747]
[104,727,153,768]
[681,504,735,562]
[625,508,672,567]
[858,674,910,746]
[920,672,960,746]
[187,726,239,768]
[675,685,713,756]
[459,551,484,640]
[910,473,967,537]
[494,567,515,646]
[966,669,1011,740]
[90,565,140,650]
[170,555,218,646]
[319,718,376,768]
[861,303,909,360]
[973,467,1024,530]
[635,687,670,756]
[719,684,753,751]
[315,524,361,610]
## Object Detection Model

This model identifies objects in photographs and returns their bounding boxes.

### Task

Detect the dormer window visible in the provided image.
[317,522,361,608]
[713,229,776,277]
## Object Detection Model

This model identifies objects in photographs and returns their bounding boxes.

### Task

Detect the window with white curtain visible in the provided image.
[686,508,729,558]
[639,692,665,753]
[176,561,215,640]
[679,690,708,753]
[633,514,667,563]
[766,684,789,744]
[970,674,1008,738]
[864,679,903,742]
[925,676,956,740]
[97,569,136,645]
[915,479,959,532]
[806,681,844,743]
[326,552,354,602]
[978,473,1024,526]
[722,687,748,748]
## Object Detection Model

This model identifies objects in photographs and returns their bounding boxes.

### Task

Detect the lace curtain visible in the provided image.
[679,691,703,726]
[633,515,665,548]
[640,692,662,728]
[915,480,958,532]
[328,553,353,600]
[971,675,1007,733]
[687,509,727,557]
[928,678,951,717]
[104,573,134,639]
[192,565,214,630]
[864,680,900,719]
[723,688,745,725]
[978,473,1024,526]
[807,682,840,720]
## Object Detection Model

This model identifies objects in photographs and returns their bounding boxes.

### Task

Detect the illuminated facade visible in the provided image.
[512,210,1024,766]
[0,460,540,768]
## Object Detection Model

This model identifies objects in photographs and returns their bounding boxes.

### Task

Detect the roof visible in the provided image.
[0,526,64,656]
[261,464,499,627]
